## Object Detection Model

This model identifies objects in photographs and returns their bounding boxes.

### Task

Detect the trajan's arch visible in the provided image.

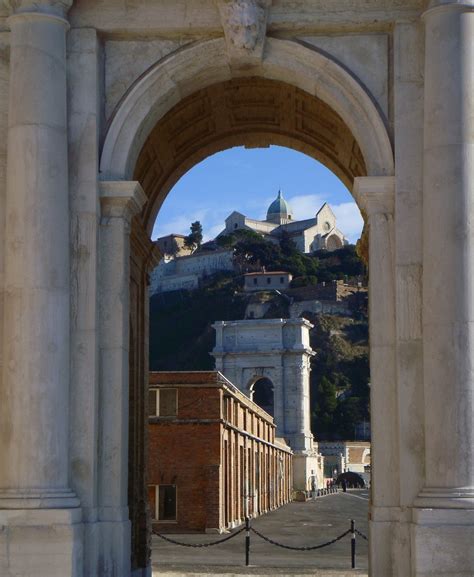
[212,318,320,492]
[0,2,472,577]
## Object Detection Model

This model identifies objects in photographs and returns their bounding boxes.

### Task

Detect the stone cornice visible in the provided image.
[212,317,314,329]
[4,0,73,17]
[353,176,395,217]
[212,348,316,357]
[99,181,147,222]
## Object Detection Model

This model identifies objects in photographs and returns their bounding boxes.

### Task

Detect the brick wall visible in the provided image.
[148,386,222,532]
[148,372,293,533]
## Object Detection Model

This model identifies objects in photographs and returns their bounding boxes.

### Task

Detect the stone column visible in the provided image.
[392,21,425,577]
[413,1,474,574]
[0,2,83,575]
[271,365,285,437]
[353,176,398,577]
[68,28,101,577]
[98,181,146,576]
[0,0,76,510]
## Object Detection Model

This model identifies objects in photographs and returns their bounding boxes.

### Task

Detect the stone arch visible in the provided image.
[249,377,275,417]
[100,37,394,230]
[326,234,344,251]
[98,36,396,573]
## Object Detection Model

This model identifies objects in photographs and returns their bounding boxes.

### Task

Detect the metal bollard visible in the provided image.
[351,519,356,569]
[245,517,250,566]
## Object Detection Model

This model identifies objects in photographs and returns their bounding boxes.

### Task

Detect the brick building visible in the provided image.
[148,371,293,533]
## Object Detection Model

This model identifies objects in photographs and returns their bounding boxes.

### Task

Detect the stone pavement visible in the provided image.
[152,490,369,576]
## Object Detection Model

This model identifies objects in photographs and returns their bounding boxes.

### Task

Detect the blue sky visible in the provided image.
[152,146,364,244]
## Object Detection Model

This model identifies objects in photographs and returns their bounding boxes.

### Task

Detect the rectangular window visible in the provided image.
[149,389,158,417]
[159,485,177,521]
[280,277,284,284]
[267,277,271,285]
[253,278,258,285]
[160,388,177,416]
[149,388,177,417]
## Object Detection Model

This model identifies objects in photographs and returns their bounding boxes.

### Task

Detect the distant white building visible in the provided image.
[151,191,348,294]
[222,191,348,253]
[150,249,234,294]
[243,271,293,292]
[318,440,371,479]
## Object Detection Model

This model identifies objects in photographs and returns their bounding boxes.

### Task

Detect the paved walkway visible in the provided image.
[152,490,369,576]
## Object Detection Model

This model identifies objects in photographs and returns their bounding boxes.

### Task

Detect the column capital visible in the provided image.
[423,0,473,18]
[99,181,147,222]
[353,176,395,217]
[4,0,73,17]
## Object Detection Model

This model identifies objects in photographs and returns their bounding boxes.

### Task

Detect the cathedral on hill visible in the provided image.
[151,191,348,294]
[221,191,348,253]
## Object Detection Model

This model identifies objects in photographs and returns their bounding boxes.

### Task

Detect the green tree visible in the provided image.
[234,235,281,270]
[313,376,337,436]
[333,396,365,439]
[184,221,203,251]
[279,230,298,256]
[215,233,236,248]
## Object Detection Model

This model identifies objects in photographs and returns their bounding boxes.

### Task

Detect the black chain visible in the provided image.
[355,529,368,541]
[250,526,352,551]
[153,526,245,548]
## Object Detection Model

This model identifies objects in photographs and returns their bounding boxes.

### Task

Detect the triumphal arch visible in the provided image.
[212,318,322,491]
[0,1,472,576]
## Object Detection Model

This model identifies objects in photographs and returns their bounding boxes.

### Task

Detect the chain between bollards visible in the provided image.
[245,517,251,566]
[351,519,356,569]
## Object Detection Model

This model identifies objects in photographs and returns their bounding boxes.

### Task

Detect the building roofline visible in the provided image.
[244,271,292,276]
[157,233,187,240]
[149,370,276,423]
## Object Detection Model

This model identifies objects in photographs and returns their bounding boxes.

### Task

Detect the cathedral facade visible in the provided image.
[222,191,348,253]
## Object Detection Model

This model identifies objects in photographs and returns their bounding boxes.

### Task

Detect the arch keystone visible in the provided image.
[216,0,272,68]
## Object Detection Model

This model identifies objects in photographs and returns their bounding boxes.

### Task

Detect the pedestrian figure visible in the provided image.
[311,476,317,499]
[342,479,347,492]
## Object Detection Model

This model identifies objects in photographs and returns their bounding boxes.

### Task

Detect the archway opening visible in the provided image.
[122,71,383,573]
[251,378,275,417]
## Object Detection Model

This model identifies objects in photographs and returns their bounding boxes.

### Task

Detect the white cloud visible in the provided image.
[331,202,364,243]
[154,205,233,242]
[287,194,326,221]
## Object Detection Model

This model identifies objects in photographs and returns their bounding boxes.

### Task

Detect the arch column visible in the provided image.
[413,1,474,575]
[98,181,147,576]
[354,176,399,577]
[0,1,83,575]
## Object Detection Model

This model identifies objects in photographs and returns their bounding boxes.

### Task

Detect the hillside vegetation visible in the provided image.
[149,244,369,440]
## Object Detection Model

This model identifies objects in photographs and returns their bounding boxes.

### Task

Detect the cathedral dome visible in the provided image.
[266,190,293,222]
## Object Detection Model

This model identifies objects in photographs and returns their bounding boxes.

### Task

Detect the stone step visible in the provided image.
[153,566,368,577]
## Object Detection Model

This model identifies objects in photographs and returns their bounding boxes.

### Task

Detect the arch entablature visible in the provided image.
[100,37,394,233]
